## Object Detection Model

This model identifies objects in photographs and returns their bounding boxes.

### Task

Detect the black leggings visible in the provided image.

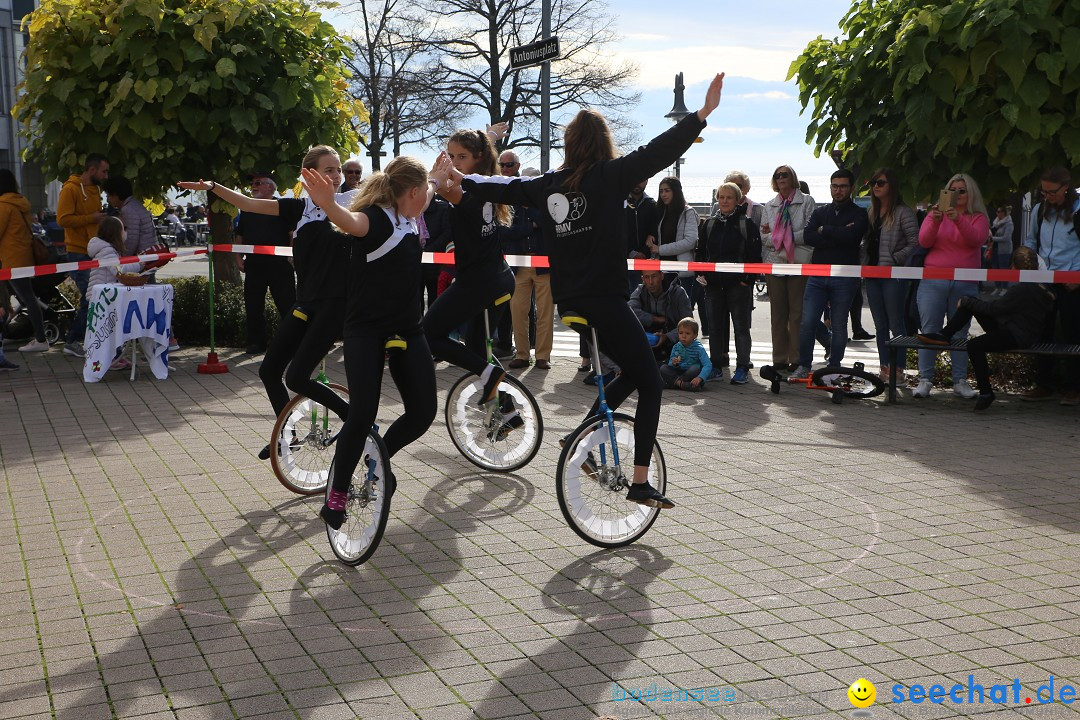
[423,268,514,376]
[259,301,350,420]
[9,278,47,343]
[561,296,663,467]
[330,328,437,492]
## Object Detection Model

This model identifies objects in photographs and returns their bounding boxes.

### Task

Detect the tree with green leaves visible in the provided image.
[789,0,1080,201]
[14,0,365,284]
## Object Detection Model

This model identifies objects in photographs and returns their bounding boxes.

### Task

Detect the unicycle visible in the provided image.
[270,359,349,495]
[555,313,667,548]
[444,293,543,472]
[323,335,407,566]
[759,362,884,404]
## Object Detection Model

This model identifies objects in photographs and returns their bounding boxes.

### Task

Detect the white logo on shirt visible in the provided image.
[547,192,586,224]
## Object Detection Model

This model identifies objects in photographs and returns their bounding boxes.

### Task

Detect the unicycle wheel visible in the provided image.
[811,366,885,399]
[556,413,666,548]
[325,431,393,566]
[445,373,543,472]
[270,383,349,495]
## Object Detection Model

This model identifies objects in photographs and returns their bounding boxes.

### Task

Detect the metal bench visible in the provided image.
[886,335,1080,403]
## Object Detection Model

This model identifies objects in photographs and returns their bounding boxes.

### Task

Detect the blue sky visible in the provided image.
[332,0,856,190]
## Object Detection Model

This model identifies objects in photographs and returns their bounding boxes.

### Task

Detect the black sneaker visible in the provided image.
[258,444,271,461]
[917,332,952,346]
[626,482,675,509]
[478,368,506,406]
[319,503,345,530]
[489,411,525,442]
[974,392,996,411]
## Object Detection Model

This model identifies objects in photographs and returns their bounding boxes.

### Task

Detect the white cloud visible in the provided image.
[701,126,784,138]
[613,45,801,89]
[623,32,669,42]
[734,91,796,101]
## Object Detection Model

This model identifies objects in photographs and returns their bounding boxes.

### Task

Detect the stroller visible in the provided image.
[3,234,77,346]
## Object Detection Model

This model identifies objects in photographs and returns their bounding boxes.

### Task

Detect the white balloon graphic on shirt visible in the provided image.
[482,202,494,224]
[547,194,569,223]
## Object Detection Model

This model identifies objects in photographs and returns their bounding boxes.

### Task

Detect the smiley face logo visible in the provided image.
[848,679,876,708]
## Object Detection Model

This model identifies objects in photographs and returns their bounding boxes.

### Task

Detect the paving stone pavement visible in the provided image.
[1,346,1079,720]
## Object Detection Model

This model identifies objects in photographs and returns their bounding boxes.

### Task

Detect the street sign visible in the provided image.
[509,37,560,70]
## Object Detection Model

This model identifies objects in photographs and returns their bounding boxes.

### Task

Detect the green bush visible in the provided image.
[163,277,280,348]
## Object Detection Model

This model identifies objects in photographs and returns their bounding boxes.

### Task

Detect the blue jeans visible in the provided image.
[865,278,910,369]
[798,277,859,368]
[916,279,978,383]
[65,252,91,343]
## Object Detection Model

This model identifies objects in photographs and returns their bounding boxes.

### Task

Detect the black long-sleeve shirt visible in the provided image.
[460,112,707,303]
[803,199,868,265]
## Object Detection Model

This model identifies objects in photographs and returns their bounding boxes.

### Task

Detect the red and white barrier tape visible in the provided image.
[5,244,1079,284]
[0,247,208,281]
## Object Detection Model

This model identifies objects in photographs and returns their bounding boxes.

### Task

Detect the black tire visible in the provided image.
[811,366,885,399]
[445,373,543,472]
[556,413,666,548]
[325,430,392,566]
[44,321,61,346]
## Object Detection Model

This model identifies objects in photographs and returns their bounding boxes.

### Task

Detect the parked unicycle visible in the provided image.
[758,362,884,404]
[556,313,667,548]
[270,361,349,495]
[325,426,393,566]
[444,293,543,472]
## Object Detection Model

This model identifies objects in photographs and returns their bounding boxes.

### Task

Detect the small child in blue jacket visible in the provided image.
[661,317,712,390]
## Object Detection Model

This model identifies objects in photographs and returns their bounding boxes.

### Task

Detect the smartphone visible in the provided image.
[938,189,954,211]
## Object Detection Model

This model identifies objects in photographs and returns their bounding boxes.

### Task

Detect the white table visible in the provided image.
[83,283,174,382]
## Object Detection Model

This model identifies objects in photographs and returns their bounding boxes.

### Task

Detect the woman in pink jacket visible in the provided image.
[914,173,990,399]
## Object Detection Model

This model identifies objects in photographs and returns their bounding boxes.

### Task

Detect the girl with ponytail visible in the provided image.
[180,145,359,461]
[422,126,517,411]
[299,156,438,530]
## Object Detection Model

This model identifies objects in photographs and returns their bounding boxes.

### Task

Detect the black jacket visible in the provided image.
[461,112,707,303]
[695,209,762,289]
[625,193,658,258]
[804,199,868,265]
[961,283,1057,347]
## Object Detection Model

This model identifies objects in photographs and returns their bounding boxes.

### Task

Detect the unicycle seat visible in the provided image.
[385,335,407,351]
[560,311,593,332]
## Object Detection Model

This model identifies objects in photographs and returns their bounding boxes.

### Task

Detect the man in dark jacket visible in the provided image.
[625,179,658,293]
[629,270,692,361]
[791,169,868,377]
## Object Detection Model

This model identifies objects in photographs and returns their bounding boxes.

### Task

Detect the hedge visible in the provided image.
[163,277,280,348]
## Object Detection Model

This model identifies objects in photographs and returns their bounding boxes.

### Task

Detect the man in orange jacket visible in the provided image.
[57,153,109,357]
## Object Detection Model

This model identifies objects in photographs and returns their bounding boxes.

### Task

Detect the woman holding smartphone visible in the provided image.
[913,173,990,399]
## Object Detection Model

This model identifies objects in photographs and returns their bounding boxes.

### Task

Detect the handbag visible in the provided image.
[21,213,50,266]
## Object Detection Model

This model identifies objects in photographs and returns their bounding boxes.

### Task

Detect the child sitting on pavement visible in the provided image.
[660,317,713,391]
[918,246,1056,411]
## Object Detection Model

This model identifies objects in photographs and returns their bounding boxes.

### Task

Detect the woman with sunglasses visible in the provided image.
[863,168,919,380]
[760,165,816,371]
[913,173,989,399]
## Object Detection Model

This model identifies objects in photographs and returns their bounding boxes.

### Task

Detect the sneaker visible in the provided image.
[974,392,996,411]
[918,332,952,346]
[478,367,506,406]
[169,337,180,351]
[319,503,345,530]
[730,368,749,385]
[258,444,272,461]
[0,358,19,371]
[789,365,810,380]
[109,357,132,371]
[63,341,84,358]
[707,367,724,381]
[626,481,675,509]
[489,412,525,442]
[1021,387,1054,401]
[953,380,977,399]
[1061,391,1080,407]
[852,329,875,341]
[19,339,49,353]
[913,380,932,398]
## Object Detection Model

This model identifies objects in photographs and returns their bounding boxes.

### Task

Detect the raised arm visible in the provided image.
[300,168,370,237]
[177,180,279,215]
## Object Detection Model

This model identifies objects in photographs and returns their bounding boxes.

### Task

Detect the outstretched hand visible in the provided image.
[696,72,725,121]
[300,167,335,208]
[486,121,509,140]
[177,180,212,191]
